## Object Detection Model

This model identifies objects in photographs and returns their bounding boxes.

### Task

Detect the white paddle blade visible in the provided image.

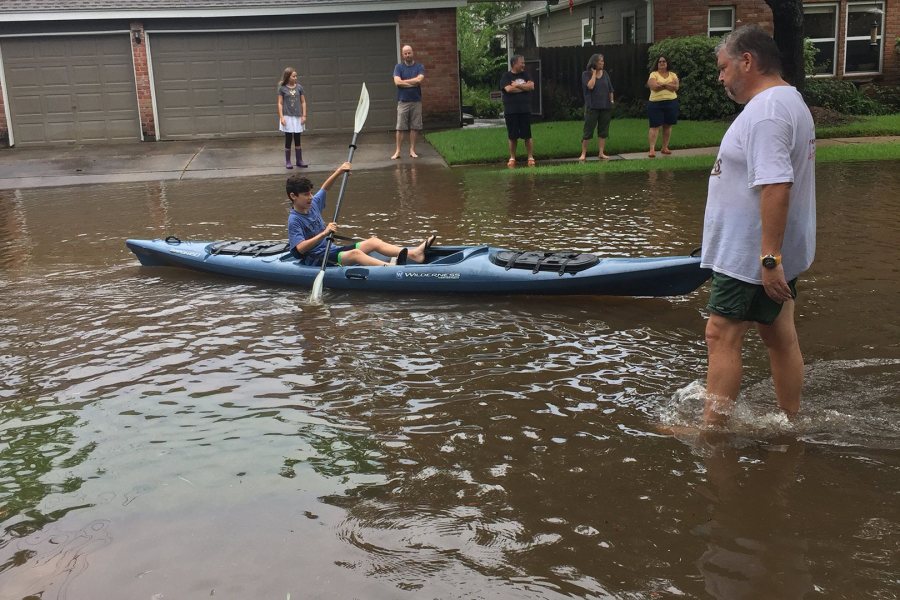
[354,83,370,134]
[310,270,325,303]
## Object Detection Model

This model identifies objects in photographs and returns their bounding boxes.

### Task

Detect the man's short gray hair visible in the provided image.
[715,24,782,76]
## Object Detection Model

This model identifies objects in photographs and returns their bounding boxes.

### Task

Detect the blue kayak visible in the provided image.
[125,237,711,296]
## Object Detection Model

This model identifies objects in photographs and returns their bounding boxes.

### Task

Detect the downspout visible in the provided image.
[646,0,654,43]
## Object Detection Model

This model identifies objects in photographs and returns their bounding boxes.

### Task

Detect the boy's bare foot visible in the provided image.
[407,236,434,263]
[390,152,400,160]
[409,151,419,158]
[599,154,610,160]
[578,154,586,162]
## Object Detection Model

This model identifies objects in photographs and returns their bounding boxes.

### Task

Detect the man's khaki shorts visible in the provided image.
[396,101,423,131]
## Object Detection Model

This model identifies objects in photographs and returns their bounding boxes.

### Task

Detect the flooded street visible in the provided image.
[1,162,898,599]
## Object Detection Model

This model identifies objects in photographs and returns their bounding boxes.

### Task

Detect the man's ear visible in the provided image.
[741,52,753,71]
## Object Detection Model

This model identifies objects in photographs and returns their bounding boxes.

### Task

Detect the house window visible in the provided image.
[845,1,883,74]
[708,7,734,37]
[582,18,594,45]
[622,11,636,44]
[804,3,838,75]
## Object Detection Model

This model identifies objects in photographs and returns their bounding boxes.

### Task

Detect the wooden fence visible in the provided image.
[519,43,651,117]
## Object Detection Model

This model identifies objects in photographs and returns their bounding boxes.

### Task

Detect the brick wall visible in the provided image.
[654,0,772,40]
[881,0,899,84]
[130,21,156,141]
[398,8,460,129]
[655,0,897,84]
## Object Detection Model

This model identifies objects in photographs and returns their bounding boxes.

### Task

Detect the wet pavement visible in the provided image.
[0,129,896,190]
[0,132,446,190]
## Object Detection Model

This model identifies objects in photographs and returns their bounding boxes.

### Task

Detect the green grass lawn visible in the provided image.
[425,114,900,166]
[500,141,900,177]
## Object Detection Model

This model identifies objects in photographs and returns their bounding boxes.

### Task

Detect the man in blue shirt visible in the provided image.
[391,45,425,160]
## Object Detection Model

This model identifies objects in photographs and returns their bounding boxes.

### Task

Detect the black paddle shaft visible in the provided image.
[318,131,360,266]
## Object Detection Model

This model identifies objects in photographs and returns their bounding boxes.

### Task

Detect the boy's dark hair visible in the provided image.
[286,174,313,198]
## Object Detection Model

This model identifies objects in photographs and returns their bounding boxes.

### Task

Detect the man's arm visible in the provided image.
[760,182,793,302]
[505,80,534,94]
[394,67,424,88]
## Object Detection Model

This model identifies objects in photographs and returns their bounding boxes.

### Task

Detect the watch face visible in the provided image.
[762,256,777,269]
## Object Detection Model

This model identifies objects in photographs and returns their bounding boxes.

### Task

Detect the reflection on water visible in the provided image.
[0,162,899,598]
[693,436,812,600]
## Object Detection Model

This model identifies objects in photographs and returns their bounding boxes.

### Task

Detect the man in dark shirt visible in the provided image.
[500,55,535,167]
[391,45,425,160]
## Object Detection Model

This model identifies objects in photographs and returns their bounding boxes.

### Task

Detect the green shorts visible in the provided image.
[706,272,798,325]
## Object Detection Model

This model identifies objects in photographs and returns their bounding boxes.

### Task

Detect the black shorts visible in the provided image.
[583,108,612,139]
[706,272,798,325]
[505,113,532,140]
[648,99,679,128]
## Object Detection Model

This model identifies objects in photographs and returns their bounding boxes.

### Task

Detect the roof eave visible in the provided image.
[2,1,467,23]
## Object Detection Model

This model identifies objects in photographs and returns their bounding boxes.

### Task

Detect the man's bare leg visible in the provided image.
[391,131,403,160]
[704,314,751,425]
[409,130,418,158]
[756,300,803,418]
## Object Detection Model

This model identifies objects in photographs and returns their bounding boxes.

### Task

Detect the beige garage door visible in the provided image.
[150,27,397,139]
[2,35,140,145]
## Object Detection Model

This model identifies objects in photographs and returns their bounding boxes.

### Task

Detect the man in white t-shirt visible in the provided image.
[700,24,816,425]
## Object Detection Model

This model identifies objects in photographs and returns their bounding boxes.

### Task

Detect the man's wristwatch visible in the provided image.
[760,254,781,269]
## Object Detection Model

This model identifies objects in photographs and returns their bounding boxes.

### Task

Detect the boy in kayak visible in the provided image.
[287,162,435,266]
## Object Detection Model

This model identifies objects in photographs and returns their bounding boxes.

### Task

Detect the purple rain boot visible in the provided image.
[285,149,293,169]
[295,148,308,168]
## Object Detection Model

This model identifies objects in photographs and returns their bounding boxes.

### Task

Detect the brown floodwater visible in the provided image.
[0,161,898,599]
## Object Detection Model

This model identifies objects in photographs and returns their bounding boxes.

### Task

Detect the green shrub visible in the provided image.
[461,82,503,118]
[803,79,888,115]
[862,83,900,113]
[647,35,736,120]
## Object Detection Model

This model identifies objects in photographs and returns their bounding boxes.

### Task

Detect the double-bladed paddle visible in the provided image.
[310,83,370,303]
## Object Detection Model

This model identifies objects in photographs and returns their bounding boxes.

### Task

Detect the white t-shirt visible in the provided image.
[701,85,816,283]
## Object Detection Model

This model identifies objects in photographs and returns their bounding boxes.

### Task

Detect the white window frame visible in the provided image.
[621,11,636,44]
[708,6,735,37]
[581,17,593,45]
[844,1,884,75]
[804,3,838,77]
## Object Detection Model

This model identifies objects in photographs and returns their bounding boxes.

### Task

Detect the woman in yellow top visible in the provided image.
[646,56,679,158]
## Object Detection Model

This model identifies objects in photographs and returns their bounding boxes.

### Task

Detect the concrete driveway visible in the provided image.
[0,131,446,190]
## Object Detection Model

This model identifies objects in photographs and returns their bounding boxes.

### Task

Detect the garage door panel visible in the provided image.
[247,36,279,51]
[103,64,135,82]
[310,113,338,130]
[44,95,74,114]
[13,95,43,117]
[221,88,251,105]
[250,59,276,78]
[224,115,253,133]
[71,64,102,84]
[75,93,103,111]
[152,27,396,139]
[307,57,336,76]
[107,91,140,111]
[38,66,70,83]
[2,35,139,145]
